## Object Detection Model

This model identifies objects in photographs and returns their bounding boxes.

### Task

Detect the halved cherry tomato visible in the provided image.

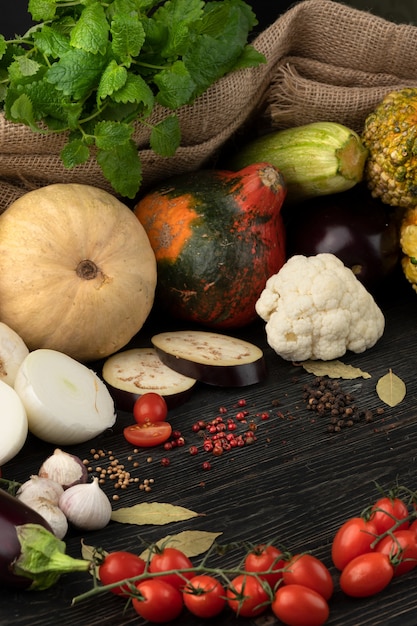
[282,554,334,601]
[244,543,286,590]
[149,547,194,590]
[375,529,417,576]
[98,551,147,596]
[123,421,172,447]
[183,574,226,618]
[226,573,270,618]
[370,496,409,534]
[133,393,168,425]
[339,552,394,597]
[271,584,329,626]
[331,516,378,571]
[132,578,183,623]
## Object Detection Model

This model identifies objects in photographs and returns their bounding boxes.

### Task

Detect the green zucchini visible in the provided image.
[229,122,368,203]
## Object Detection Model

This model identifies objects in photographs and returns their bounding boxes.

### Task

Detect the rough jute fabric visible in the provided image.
[1,0,417,211]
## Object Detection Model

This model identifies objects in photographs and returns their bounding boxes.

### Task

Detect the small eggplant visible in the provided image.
[0,487,53,589]
[284,185,401,292]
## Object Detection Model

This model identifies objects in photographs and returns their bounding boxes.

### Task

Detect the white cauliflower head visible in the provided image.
[255,253,385,361]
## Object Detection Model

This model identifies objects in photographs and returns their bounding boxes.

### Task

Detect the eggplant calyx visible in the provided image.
[13,523,91,590]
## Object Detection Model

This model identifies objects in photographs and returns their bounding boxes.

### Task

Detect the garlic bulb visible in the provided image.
[17,475,64,505]
[58,477,112,530]
[25,497,69,539]
[38,448,88,489]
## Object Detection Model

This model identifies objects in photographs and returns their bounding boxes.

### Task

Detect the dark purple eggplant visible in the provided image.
[283,185,401,292]
[0,487,53,589]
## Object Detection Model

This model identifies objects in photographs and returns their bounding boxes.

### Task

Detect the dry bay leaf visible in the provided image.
[111,502,202,525]
[140,530,222,560]
[301,359,371,379]
[376,369,406,407]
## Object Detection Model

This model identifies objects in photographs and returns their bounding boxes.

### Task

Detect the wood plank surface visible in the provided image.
[2,273,417,625]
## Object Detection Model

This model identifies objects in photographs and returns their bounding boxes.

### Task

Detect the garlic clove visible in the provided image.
[38,448,88,489]
[17,475,64,506]
[58,477,112,531]
[17,495,68,539]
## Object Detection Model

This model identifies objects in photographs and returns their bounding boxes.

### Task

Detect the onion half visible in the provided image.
[0,380,28,465]
[14,349,116,445]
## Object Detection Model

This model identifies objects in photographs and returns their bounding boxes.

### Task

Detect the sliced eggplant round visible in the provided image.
[151,330,266,387]
[102,347,197,412]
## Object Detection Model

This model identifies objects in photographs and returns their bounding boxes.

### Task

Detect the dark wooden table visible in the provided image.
[2,272,417,626]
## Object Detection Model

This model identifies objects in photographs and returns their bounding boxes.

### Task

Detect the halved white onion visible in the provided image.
[0,322,29,386]
[0,379,28,465]
[14,349,116,445]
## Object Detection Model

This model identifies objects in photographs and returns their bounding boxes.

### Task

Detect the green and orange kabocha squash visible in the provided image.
[134,163,287,329]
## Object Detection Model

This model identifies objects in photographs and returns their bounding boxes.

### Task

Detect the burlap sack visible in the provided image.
[2,0,417,212]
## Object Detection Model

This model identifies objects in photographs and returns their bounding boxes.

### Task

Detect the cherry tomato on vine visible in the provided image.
[331,516,378,571]
[375,529,417,576]
[244,543,286,590]
[123,421,172,447]
[183,574,226,618]
[132,578,183,623]
[149,547,194,590]
[339,552,394,597]
[133,393,168,425]
[98,551,147,596]
[271,584,329,626]
[226,573,270,618]
[370,496,409,534]
[282,554,334,601]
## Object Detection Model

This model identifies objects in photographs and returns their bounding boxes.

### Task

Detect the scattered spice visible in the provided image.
[82,448,155,496]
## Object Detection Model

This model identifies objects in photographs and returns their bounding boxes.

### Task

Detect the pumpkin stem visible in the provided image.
[76,260,99,280]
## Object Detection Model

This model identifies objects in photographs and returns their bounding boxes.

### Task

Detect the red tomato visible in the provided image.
[244,543,286,590]
[409,519,417,536]
[271,584,329,626]
[123,421,172,447]
[370,496,409,534]
[98,551,146,596]
[132,578,183,623]
[226,573,270,618]
[149,547,194,590]
[375,529,417,576]
[282,554,334,601]
[331,516,378,570]
[133,393,168,425]
[339,552,394,597]
[183,574,226,618]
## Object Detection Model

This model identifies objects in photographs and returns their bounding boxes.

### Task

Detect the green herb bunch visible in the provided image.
[0,0,265,198]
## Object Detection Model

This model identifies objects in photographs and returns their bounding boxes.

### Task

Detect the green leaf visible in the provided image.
[150,114,181,157]
[14,56,42,79]
[0,36,7,60]
[29,0,57,22]
[46,49,108,100]
[95,120,133,150]
[8,94,38,129]
[154,60,196,109]
[96,140,142,198]
[70,2,110,56]
[97,60,128,100]
[112,73,154,112]
[61,139,90,168]
[233,44,266,70]
[33,25,72,58]
[111,13,146,64]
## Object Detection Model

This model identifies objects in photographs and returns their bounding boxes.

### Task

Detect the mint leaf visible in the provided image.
[61,138,90,167]
[46,49,108,99]
[150,114,181,157]
[29,0,57,22]
[111,13,146,64]
[97,60,128,100]
[95,120,133,150]
[8,94,38,129]
[96,140,142,198]
[70,2,109,55]
[33,26,72,58]
[112,73,154,112]
[154,60,196,109]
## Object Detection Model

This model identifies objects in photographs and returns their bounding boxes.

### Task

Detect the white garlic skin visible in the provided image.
[17,475,64,505]
[39,448,88,489]
[58,477,112,530]
[17,494,68,539]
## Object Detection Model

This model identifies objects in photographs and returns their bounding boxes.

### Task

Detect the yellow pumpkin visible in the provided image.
[0,183,157,361]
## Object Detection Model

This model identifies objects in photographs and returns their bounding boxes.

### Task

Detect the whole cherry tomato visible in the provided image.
[133,393,168,425]
[123,421,172,447]
[375,529,417,576]
[183,574,226,618]
[99,551,146,596]
[339,552,394,597]
[132,578,183,623]
[271,584,329,626]
[226,573,270,618]
[149,547,194,590]
[282,554,334,601]
[331,516,378,570]
[370,496,409,534]
[244,543,286,590]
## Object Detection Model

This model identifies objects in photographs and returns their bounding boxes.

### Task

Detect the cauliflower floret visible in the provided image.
[255,253,385,361]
